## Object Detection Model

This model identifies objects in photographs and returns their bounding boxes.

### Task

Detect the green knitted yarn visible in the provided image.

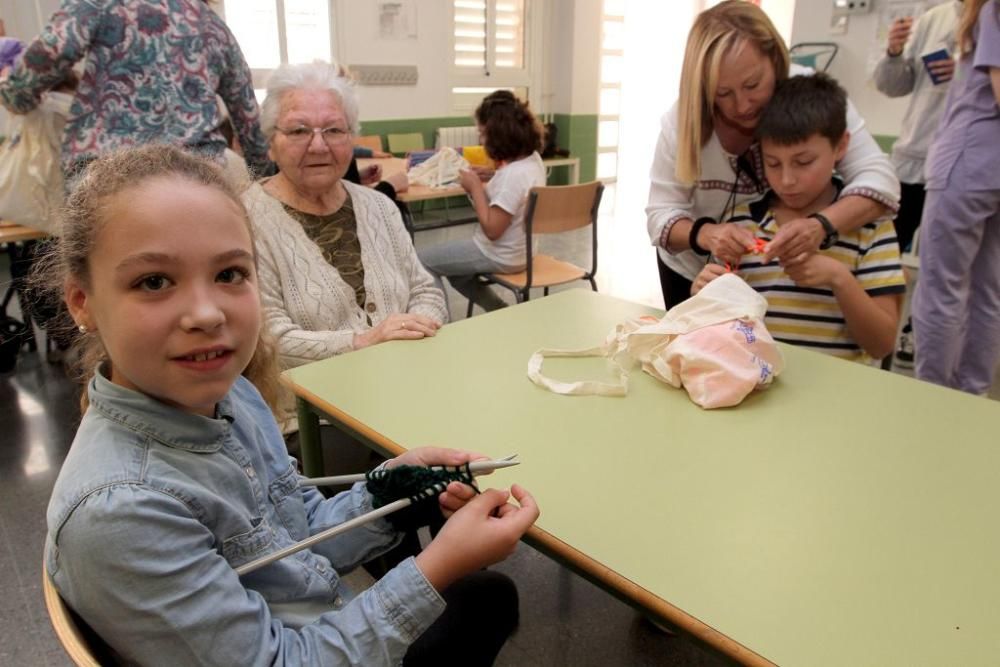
[366,463,478,531]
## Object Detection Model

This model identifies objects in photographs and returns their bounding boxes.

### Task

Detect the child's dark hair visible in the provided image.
[31,144,284,416]
[754,72,847,146]
[474,90,544,163]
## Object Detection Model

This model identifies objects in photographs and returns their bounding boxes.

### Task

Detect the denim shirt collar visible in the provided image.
[87,364,233,453]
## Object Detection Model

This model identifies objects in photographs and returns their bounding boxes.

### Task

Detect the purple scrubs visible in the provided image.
[913,0,1000,395]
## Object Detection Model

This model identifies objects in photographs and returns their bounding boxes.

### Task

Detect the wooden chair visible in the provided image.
[354,134,384,154]
[467,181,604,317]
[386,132,425,156]
[43,564,102,667]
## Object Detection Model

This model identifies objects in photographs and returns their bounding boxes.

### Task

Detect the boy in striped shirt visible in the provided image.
[692,73,905,363]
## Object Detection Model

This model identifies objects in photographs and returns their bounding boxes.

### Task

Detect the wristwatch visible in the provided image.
[810,212,839,250]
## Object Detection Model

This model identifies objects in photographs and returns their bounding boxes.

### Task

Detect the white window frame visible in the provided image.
[216,0,339,91]
[449,0,542,113]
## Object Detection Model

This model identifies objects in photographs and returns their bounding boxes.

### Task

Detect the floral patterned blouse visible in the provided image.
[0,0,271,178]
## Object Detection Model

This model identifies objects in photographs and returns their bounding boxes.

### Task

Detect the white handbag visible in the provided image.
[0,91,72,233]
[528,274,785,408]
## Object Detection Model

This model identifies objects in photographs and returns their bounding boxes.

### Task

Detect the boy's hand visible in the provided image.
[692,263,727,295]
[698,224,755,265]
[763,217,825,264]
[415,485,539,591]
[782,254,846,289]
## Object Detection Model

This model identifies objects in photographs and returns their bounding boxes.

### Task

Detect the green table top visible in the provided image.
[285,289,1000,666]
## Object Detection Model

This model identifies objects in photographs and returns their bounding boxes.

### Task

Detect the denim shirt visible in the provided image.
[46,371,444,666]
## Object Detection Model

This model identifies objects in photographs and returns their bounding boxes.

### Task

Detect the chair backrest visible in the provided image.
[789,42,838,72]
[387,132,425,155]
[43,565,102,667]
[525,181,604,235]
[354,135,384,153]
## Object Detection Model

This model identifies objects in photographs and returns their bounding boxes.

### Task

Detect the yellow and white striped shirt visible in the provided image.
[728,204,905,362]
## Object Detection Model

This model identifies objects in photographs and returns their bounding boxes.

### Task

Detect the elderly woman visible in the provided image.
[647,0,900,308]
[246,61,446,369]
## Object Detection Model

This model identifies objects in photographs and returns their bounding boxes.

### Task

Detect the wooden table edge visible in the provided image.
[281,373,776,667]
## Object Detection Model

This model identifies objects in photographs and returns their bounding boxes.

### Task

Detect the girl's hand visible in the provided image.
[782,254,846,289]
[469,165,494,181]
[459,168,484,193]
[698,224,755,265]
[353,313,441,349]
[387,447,489,517]
[762,217,825,264]
[886,17,913,56]
[415,485,539,591]
[692,263,727,295]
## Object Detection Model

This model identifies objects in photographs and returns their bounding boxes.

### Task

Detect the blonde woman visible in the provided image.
[646,0,899,308]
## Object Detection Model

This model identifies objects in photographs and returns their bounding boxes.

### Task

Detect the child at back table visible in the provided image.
[42,144,539,666]
[417,90,546,315]
[692,73,906,363]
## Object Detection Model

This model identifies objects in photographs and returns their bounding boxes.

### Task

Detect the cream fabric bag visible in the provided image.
[528,274,784,408]
[0,91,72,233]
[406,147,469,188]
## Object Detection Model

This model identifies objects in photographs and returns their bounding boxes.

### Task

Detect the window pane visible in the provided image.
[454,0,486,67]
[285,0,330,64]
[597,151,618,180]
[603,0,626,17]
[494,0,524,69]
[601,55,624,84]
[226,0,280,69]
[599,88,620,115]
[602,20,625,51]
[598,120,619,148]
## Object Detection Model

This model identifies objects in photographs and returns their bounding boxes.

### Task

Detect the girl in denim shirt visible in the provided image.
[42,144,539,666]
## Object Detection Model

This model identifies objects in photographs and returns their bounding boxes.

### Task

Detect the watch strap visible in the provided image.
[689,217,715,256]
[809,212,838,249]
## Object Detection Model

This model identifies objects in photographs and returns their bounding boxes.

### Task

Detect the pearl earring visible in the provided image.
[78,324,88,334]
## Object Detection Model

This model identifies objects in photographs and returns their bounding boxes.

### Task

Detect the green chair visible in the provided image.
[386,132,425,156]
[789,42,839,72]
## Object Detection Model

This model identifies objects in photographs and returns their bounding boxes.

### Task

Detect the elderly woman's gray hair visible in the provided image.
[260,61,361,139]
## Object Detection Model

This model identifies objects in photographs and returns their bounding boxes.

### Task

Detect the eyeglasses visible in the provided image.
[275,125,352,146]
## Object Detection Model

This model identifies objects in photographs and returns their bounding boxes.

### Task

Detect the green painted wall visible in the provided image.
[551,113,597,184]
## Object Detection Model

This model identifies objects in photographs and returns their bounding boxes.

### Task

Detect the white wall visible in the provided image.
[2,0,56,41]
[787,1,910,137]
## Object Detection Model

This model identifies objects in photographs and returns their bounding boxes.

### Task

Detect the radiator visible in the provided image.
[435,126,479,149]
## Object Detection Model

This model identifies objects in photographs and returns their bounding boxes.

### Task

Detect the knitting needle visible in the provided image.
[236,495,415,576]
[298,454,520,488]
[238,456,520,576]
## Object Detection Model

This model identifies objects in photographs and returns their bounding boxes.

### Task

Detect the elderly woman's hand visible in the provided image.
[353,313,441,350]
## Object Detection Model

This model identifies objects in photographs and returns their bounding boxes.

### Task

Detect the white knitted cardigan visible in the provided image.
[244,179,448,369]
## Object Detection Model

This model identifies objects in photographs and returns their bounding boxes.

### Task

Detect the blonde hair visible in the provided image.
[32,145,285,417]
[675,0,789,184]
[957,0,997,56]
